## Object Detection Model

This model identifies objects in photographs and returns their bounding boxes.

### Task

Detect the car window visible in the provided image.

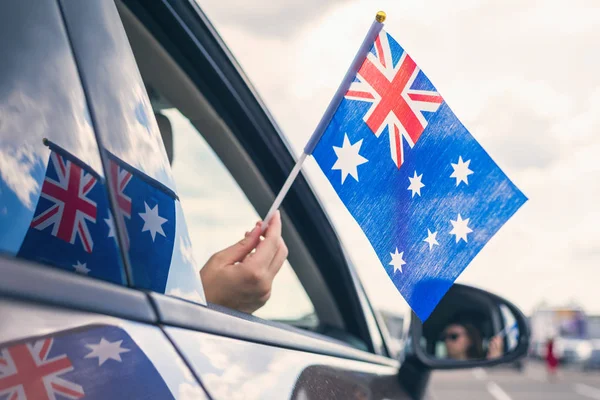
[57,0,206,304]
[163,107,316,323]
[0,0,126,285]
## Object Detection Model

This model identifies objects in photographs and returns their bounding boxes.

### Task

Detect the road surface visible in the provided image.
[428,362,600,400]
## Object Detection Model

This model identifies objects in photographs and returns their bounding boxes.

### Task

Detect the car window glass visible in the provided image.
[164,108,316,322]
[165,325,398,400]
[0,1,125,285]
[57,0,205,303]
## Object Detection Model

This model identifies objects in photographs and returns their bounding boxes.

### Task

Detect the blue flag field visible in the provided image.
[312,29,527,320]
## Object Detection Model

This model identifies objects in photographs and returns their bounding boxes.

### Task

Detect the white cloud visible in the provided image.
[167,287,206,305]
[179,232,197,268]
[195,0,346,38]
[178,383,209,400]
[0,145,40,209]
[0,86,103,210]
[192,336,301,400]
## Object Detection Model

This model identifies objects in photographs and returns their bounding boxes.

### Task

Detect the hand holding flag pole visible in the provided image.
[261,11,387,233]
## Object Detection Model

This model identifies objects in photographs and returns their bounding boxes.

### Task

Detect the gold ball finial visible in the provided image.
[376,11,386,23]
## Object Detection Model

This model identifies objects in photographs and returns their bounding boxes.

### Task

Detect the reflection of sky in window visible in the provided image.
[56,1,176,193]
[0,8,104,257]
[0,152,45,253]
[122,321,209,399]
[166,109,315,319]
[165,201,206,304]
[166,327,395,400]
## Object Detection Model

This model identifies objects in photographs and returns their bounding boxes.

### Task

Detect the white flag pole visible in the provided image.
[261,11,387,233]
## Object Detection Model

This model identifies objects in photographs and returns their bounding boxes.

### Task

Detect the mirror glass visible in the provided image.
[419,286,523,362]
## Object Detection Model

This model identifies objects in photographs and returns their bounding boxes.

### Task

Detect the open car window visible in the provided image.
[159,105,318,326]
[117,0,364,347]
[116,0,323,329]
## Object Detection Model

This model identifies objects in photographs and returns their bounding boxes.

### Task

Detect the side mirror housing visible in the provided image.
[407,283,530,369]
[398,284,530,399]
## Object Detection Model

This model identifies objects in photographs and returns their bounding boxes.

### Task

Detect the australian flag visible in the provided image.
[312,30,527,320]
[105,152,177,293]
[17,141,177,293]
[17,140,124,284]
[0,325,175,399]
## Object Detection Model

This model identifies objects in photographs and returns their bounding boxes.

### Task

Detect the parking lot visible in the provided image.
[428,361,600,400]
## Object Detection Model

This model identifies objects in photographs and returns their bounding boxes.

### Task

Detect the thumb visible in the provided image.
[217,223,262,264]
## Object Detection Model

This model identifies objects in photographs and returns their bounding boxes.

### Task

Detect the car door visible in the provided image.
[153,295,406,399]
[0,259,210,399]
[56,0,414,398]
[0,1,209,399]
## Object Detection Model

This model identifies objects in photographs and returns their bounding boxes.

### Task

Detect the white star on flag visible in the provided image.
[105,215,116,238]
[331,133,368,184]
[73,261,90,275]
[450,156,474,186]
[85,337,130,366]
[389,248,406,273]
[407,171,425,197]
[450,214,473,243]
[423,229,439,250]
[139,202,167,241]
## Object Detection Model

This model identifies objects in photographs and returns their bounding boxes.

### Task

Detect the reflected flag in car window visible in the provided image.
[311,29,527,321]
[16,140,181,295]
[105,152,177,294]
[0,325,175,399]
[17,140,125,284]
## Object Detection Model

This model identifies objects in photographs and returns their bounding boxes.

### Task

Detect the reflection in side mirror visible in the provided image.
[427,304,518,361]
[409,284,530,369]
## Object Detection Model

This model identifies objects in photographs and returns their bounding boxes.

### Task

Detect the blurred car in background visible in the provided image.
[581,341,600,371]
[530,306,589,364]
[581,315,600,371]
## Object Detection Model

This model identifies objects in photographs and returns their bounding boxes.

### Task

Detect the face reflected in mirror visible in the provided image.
[440,322,504,361]
[420,286,523,363]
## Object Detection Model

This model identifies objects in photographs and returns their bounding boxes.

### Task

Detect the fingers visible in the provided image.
[264,210,282,239]
[201,215,288,315]
[250,211,282,266]
[214,222,262,265]
[487,336,503,359]
[494,336,504,351]
[490,336,499,348]
[267,238,288,278]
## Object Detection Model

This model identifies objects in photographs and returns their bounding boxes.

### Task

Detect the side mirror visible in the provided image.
[408,283,530,369]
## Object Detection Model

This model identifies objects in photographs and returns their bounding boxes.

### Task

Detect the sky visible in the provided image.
[194,0,600,315]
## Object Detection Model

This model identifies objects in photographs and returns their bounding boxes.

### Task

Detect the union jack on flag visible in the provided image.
[108,160,132,221]
[17,141,124,285]
[312,27,526,320]
[0,337,83,400]
[345,31,443,169]
[30,151,98,253]
[0,325,175,399]
[107,159,133,249]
